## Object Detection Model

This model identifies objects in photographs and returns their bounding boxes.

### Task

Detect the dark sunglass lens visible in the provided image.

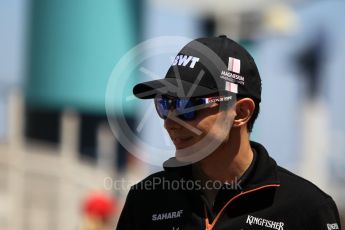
[154,97,169,119]
[176,98,196,120]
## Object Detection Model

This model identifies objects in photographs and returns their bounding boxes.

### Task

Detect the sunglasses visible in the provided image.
[154,94,234,121]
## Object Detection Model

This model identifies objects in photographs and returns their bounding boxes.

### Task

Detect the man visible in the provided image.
[116,35,341,229]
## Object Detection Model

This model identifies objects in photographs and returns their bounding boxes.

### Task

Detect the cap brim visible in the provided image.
[133,78,218,99]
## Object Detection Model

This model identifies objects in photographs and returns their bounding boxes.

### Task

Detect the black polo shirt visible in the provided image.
[117,141,341,230]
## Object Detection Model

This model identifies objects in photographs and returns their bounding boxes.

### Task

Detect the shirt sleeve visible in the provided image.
[304,197,342,230]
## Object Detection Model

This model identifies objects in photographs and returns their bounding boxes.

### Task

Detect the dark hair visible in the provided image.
[237,96,260,133]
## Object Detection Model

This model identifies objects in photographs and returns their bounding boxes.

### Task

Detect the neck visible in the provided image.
[195,127,254,183]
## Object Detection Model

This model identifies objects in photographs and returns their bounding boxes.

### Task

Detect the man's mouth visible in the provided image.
[171,136,193,145]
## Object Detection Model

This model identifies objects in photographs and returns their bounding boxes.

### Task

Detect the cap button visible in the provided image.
[218,35,227,38]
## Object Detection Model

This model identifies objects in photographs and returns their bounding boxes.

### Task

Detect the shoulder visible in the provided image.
[127,169,185,196]
[276,166,341,228]
[276,166,334,208]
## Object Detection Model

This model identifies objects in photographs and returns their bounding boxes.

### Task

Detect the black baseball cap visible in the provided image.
[133,35,262,102]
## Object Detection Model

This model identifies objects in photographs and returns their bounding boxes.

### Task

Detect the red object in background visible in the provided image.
[82,192,117,219]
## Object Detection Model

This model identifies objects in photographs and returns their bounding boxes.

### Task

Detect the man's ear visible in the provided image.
[232,98,255,128]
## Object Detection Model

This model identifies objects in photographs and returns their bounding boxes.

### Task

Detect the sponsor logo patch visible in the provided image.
[225,81,238,93]
[246,215,284,230]
[152,210,184,221]
[205,95,233,103]
[327,223,339,230]
[228,57,241,73]
[172,55,199,68]
[220,57,245,86]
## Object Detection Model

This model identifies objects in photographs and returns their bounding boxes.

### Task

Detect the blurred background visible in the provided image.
[1,0,345,229]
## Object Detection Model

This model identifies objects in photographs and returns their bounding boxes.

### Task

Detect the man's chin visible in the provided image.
[174,143,192,150]
[172,137,194,148]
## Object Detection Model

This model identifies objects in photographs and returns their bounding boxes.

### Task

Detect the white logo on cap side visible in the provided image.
[172,55,200,68]
[225,81,238,93]
[228,57,241,74]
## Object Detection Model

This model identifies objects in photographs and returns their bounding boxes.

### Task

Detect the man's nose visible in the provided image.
[164,109,181,130]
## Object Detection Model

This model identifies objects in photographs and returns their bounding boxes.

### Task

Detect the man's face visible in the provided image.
[163,97,236,150]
